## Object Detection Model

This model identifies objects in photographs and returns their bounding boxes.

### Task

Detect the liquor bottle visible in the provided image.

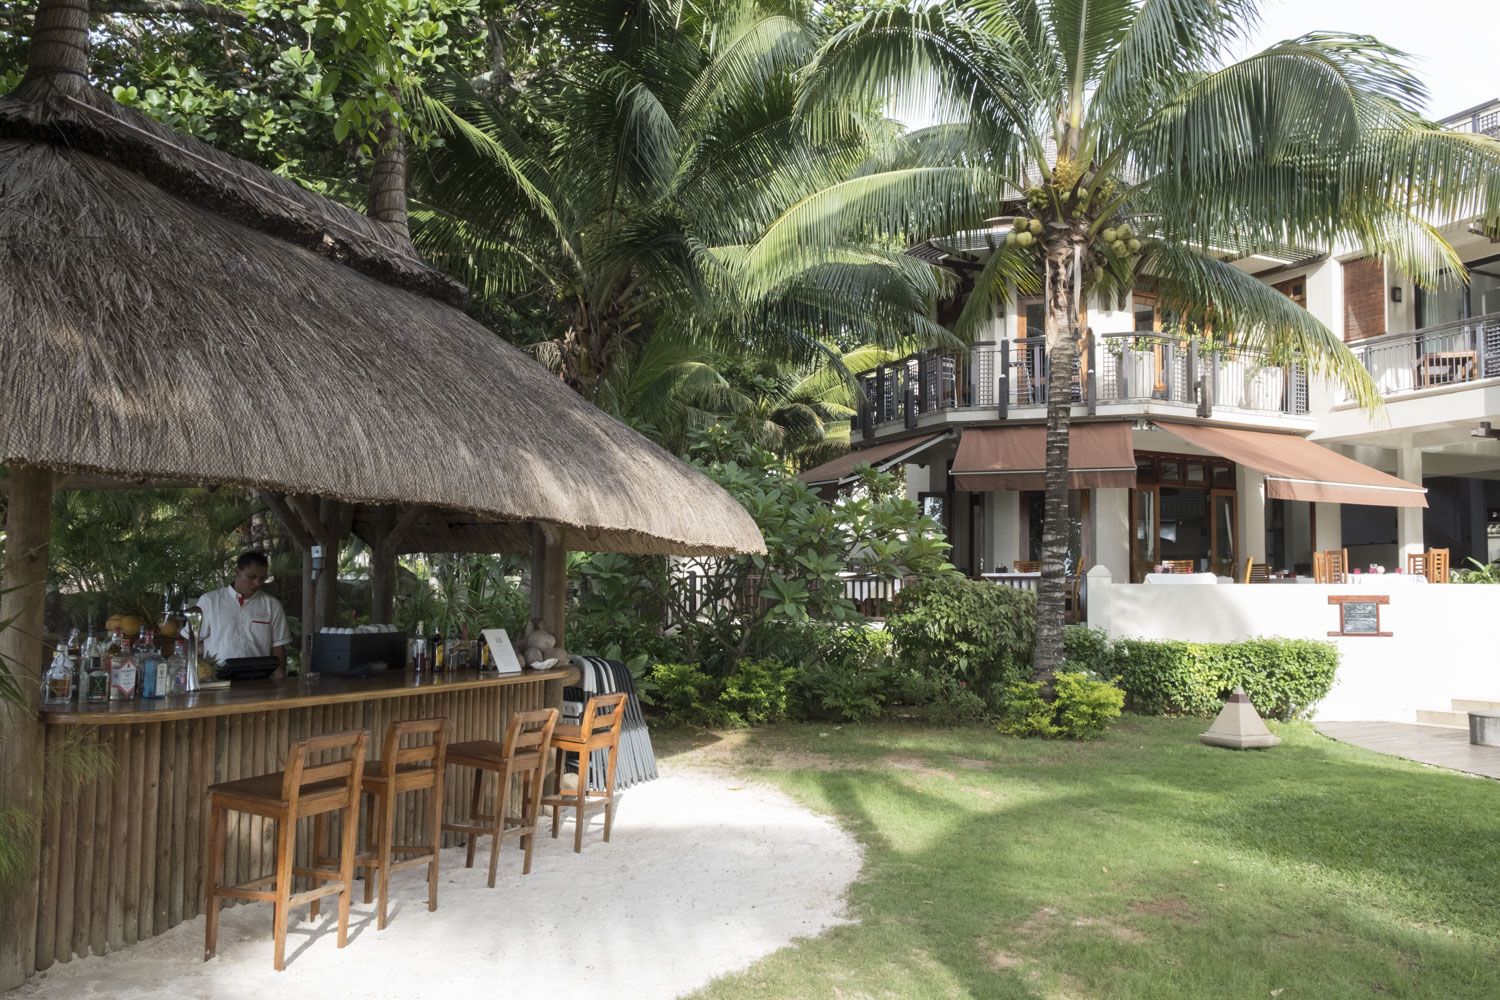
[42,644,74,705]
[180,603,201,684]
[64,627,81,699]
[479,638,492,671]
[411,620,426,673]
[168,640,193,695]
[136,628,162,699]
[109,628,138,701]
[431,622,445,671]
[81,629,109,703]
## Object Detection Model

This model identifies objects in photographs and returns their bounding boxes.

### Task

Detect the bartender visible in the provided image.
[198,551,291,679]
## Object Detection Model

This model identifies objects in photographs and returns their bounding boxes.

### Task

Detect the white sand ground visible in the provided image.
[16,767,861,1000]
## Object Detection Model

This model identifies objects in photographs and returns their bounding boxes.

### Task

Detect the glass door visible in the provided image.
[1130,487,1159,582]
[1211,491,1237,578]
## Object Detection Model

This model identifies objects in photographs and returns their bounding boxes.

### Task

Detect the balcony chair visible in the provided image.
[1242,558,1270,584]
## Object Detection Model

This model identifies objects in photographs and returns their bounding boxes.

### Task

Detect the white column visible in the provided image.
[1396,447,1425,563]
[987,490,1022,571]
[1085,565,1113,633]
[1313,502,1342,554]
[1092,488,1131,580]
[1236,465,1268,563]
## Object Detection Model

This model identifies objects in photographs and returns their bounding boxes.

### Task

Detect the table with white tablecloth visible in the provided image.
[1142,572,1220,585]
[1293,573,1428,586]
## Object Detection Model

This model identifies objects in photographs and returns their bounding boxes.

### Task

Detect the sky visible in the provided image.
[890,0,1495,128]
[1236,0,1492,119]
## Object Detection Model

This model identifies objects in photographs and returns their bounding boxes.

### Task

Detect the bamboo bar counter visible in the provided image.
[29,668,569,972]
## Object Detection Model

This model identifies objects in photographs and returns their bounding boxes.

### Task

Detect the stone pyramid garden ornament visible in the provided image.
[1200,688,1280,749]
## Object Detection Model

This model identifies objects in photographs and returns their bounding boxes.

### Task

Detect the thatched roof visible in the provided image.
[0,81,764,557]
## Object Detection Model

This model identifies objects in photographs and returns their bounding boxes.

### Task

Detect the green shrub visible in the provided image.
[1052,671,1125,739]
[720,658,796,726]
[646,662,724,727]
[997,672,1124,739]
[795,657,891,722]
[996,681,1057,738]
[1113,637,1337,720]
[1063,625,1115,674]
[886,577,1035,691]
[818,626,896,671]
[887,669,991,724]
[770,624,897,722]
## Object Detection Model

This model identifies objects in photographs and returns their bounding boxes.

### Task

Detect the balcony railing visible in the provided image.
[1445,104,1500,138]
[1340,312,1500,403]
[854,333,1309,434]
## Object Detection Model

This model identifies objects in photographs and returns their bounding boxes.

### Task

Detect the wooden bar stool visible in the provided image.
[543,692,628,853]
[442,707,558,887]
[314,718,448,931]
[205,729,368,972]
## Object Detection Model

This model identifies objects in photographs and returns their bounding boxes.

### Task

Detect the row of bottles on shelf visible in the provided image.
[42,597,202,707]
[409,620,491,673]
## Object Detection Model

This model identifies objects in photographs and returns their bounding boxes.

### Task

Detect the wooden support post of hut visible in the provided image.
[366,507,422,624]
[258,492,316,658]
[0,465,55,986]
[530,523,570,709]
[283,494,351,634]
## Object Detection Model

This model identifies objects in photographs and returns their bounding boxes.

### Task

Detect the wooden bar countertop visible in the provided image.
[42,667,572,726]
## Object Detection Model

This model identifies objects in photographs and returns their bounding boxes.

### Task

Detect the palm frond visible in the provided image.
[1141,240,1380,408]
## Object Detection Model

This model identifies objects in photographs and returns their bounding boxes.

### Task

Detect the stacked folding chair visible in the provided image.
[562,656,658,790]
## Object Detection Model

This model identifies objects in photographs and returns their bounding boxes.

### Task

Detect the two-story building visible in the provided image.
[800,99,1500,584]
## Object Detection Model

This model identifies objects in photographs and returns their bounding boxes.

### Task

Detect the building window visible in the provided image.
[1274,276,1307,309]
[1022,490,1088,572]
[1416,253,1500,327]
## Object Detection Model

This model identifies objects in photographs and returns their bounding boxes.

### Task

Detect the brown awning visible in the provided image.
[1157,422,1428,508]
[951,423,1137,491]
[797,432,948,487]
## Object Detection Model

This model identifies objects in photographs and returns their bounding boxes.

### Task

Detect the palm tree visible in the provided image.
[593,331,904,462]
[789,0,1500,679]
[407,0,951,401]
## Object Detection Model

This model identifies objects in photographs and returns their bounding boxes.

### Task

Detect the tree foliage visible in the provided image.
[408,0,952,398]
[798,0,1500,675]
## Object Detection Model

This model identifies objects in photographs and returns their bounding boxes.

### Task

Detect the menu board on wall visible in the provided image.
[1328,595,1391,637]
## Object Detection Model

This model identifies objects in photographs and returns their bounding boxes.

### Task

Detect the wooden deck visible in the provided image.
[1316,721,1500,780]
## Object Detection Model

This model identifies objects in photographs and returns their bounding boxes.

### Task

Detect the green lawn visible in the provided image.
[660,717,1499,1000]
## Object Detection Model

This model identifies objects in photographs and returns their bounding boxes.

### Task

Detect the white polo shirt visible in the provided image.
[196,586,291,661]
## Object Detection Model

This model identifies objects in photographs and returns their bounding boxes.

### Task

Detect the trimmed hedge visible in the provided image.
[1110,636,1338,720]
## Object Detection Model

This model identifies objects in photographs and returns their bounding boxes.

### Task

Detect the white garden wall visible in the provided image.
[1084,567,1500,722]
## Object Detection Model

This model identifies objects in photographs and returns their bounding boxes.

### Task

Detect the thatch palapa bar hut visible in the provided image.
[0,0,763,986]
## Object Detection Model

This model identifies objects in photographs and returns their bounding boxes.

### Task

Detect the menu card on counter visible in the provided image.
[481,629,523,674]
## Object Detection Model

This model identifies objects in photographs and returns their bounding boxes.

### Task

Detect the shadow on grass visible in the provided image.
[686,717,1500,1000]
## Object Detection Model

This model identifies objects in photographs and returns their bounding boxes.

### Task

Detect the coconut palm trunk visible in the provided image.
[1035,241,1083,680]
